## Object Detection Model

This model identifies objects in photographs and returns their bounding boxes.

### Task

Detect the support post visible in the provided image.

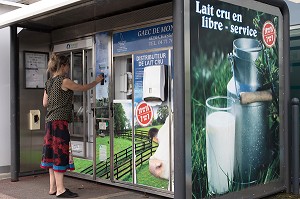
[173,0,186,198]
[10,25,19,182]
[292,98,299,194]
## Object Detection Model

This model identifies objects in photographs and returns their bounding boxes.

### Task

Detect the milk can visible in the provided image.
[228,38,272,188]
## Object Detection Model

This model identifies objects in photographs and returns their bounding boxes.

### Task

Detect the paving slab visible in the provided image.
[0,174,168,199]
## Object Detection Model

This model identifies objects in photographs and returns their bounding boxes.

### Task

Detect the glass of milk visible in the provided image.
[206,96,235,195]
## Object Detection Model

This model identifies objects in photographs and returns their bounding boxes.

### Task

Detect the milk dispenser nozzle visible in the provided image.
[227,38,272,188]
[143,65,168,102]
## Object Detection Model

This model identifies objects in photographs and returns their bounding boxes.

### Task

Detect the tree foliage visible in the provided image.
[156,105,169,124]
[114,103,128,131]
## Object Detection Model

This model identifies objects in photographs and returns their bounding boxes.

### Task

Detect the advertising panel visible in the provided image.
[111,23,174,191]
[133,50,173,190]
[190,0,281,198]
[96,32,110,100]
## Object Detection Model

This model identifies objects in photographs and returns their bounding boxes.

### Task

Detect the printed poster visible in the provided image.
[190,0,281,198]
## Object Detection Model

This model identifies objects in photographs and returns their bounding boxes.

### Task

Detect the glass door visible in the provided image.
[72,51,85,139]
[69,49,95,175]
[112,55,134,183]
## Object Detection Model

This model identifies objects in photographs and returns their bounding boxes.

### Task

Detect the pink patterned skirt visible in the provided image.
[40,120,75,172]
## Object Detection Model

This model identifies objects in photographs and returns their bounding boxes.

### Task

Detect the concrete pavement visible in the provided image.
[0,173,169,199]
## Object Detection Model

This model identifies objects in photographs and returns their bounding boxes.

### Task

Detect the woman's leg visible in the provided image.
[54,171,65,195]
[51,121,77,197]
[49,168,56,194]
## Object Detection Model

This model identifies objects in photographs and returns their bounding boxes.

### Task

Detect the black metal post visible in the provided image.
[10,25,20,182]
[173,0,186,198]
[292,98,299,194]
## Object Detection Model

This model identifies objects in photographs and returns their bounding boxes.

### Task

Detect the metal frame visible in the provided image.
[108,21,174,196]
[131,54,137,185]
[82,49,87,158]
[52,37,95,172]
[168,49,174,192]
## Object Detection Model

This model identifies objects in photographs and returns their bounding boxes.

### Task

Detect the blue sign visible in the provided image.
[113,23,173,55]
[95,32,110,99]
[133,50,169,103]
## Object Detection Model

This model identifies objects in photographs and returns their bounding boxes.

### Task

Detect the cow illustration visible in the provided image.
[148,115,174,190]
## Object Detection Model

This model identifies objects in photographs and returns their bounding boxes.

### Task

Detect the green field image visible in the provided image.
[72,125,168,189]
[73,136,132,173]
[134,125,169,189]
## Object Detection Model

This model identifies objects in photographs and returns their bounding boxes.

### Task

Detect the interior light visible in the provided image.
[289,0,300,3]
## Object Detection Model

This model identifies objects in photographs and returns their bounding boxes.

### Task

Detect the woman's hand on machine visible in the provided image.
[95,74,104,83]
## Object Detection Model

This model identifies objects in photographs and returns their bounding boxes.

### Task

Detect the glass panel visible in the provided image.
[132,51,171,191]
[94,32,112,180]
[113,101,133,182]
[71,51,91,174]
[95,104,111,179]
[72,52,84,137]
[112,56,133,183]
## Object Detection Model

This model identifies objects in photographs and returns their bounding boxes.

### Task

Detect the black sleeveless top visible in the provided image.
[45,76,73,123]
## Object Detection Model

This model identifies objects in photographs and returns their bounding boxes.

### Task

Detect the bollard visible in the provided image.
[292,98,299,194]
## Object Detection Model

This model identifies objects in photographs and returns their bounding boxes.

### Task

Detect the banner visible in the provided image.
[133,50,173,191]
[190,0,280,198]
[113,23,173,55]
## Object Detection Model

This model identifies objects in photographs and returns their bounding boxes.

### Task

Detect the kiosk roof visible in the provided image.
[0,0,169,31]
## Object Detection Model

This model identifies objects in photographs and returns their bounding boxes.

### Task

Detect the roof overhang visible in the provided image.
[0,0,86,29]
[0,0,171,32]
[0,0,27,8]
[0,0,27,15]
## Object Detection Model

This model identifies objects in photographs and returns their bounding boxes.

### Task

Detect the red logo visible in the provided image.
[135,101,153,127]
[262,21,276,48]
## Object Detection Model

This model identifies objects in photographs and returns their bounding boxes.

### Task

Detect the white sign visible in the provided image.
[71,141,84,157]
[99,122,106,130]
[99,145,107,161]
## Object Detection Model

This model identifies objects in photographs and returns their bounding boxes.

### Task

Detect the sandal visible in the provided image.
[56,189,78,198]
[49,192,56,195]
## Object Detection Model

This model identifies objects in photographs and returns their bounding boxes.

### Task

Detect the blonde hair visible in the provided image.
[47,53,70,74]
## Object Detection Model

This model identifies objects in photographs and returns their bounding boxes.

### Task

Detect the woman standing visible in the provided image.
[40,53,103,198]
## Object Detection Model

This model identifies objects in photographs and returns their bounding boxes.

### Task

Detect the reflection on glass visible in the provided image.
[72,52,84,136]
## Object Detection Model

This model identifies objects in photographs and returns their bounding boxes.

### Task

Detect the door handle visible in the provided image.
[90,108,94,115]
[110,102,114,117]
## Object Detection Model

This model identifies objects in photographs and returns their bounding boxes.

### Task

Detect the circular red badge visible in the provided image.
[262,21,276,48]
[135,101,153,127]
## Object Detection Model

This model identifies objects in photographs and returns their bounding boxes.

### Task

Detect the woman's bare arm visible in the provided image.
[62,74,103,92]
[43,90,48,107]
